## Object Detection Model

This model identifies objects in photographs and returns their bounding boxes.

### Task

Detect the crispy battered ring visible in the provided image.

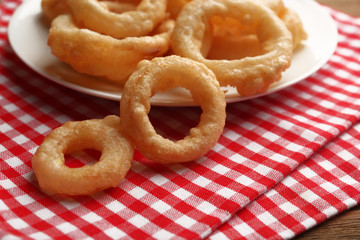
[67,0,167,39]
[171,0,293,97]
[32,115,134,196]
[120,55,226,164]
[48,14,174,85]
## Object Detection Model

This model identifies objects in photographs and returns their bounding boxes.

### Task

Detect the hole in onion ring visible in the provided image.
[207,34,261,60]
[65,149,101,168]
[148,106,201,142]
[207,16,262,60]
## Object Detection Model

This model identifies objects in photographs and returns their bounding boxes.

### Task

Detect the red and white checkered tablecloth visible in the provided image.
[209,120,360,239]
[1,1,360,239]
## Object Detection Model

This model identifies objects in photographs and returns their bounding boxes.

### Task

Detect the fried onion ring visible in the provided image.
[48,14,174,85]
[171,0,293,97]
[67,0,167,39]
[32,115,134,196]
[120,55,226,164]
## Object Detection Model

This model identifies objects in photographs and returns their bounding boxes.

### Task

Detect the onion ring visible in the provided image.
[171,0,293,97]
[120,55,226,164]
[66,0,167,39]
[48,14,174,85]
[32,115,134,196]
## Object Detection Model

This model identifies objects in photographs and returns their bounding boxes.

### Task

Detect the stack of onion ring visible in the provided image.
[42,0,307,92]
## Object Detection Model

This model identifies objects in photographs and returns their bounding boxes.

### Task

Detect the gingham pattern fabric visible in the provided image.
[1,1,359,239]
[209,120,360,240]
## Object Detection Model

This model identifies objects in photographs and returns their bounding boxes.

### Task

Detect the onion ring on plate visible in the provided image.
[120,55,226,164]
[171,0,293,97]
[48,14,174,85]
[67,0,167,39]
[32,115,134,196]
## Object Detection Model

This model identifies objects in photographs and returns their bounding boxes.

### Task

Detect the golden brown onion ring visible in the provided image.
[48,14,174,85]
[32,115,134,196]
[67,0,167,39]
[120,55,226,164]
[172,0,293,97]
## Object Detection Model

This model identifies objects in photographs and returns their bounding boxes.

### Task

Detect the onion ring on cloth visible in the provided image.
[120,55,226,164]
[32,115,134,196]
[48,14,174,85]
[66,0,167,39]
[171,0,293,97]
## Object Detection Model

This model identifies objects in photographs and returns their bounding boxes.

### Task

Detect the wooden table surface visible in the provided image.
[0,0,359,239]
[296,0,360,239]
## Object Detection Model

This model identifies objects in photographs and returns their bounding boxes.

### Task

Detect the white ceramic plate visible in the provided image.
[8,0,338,106]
